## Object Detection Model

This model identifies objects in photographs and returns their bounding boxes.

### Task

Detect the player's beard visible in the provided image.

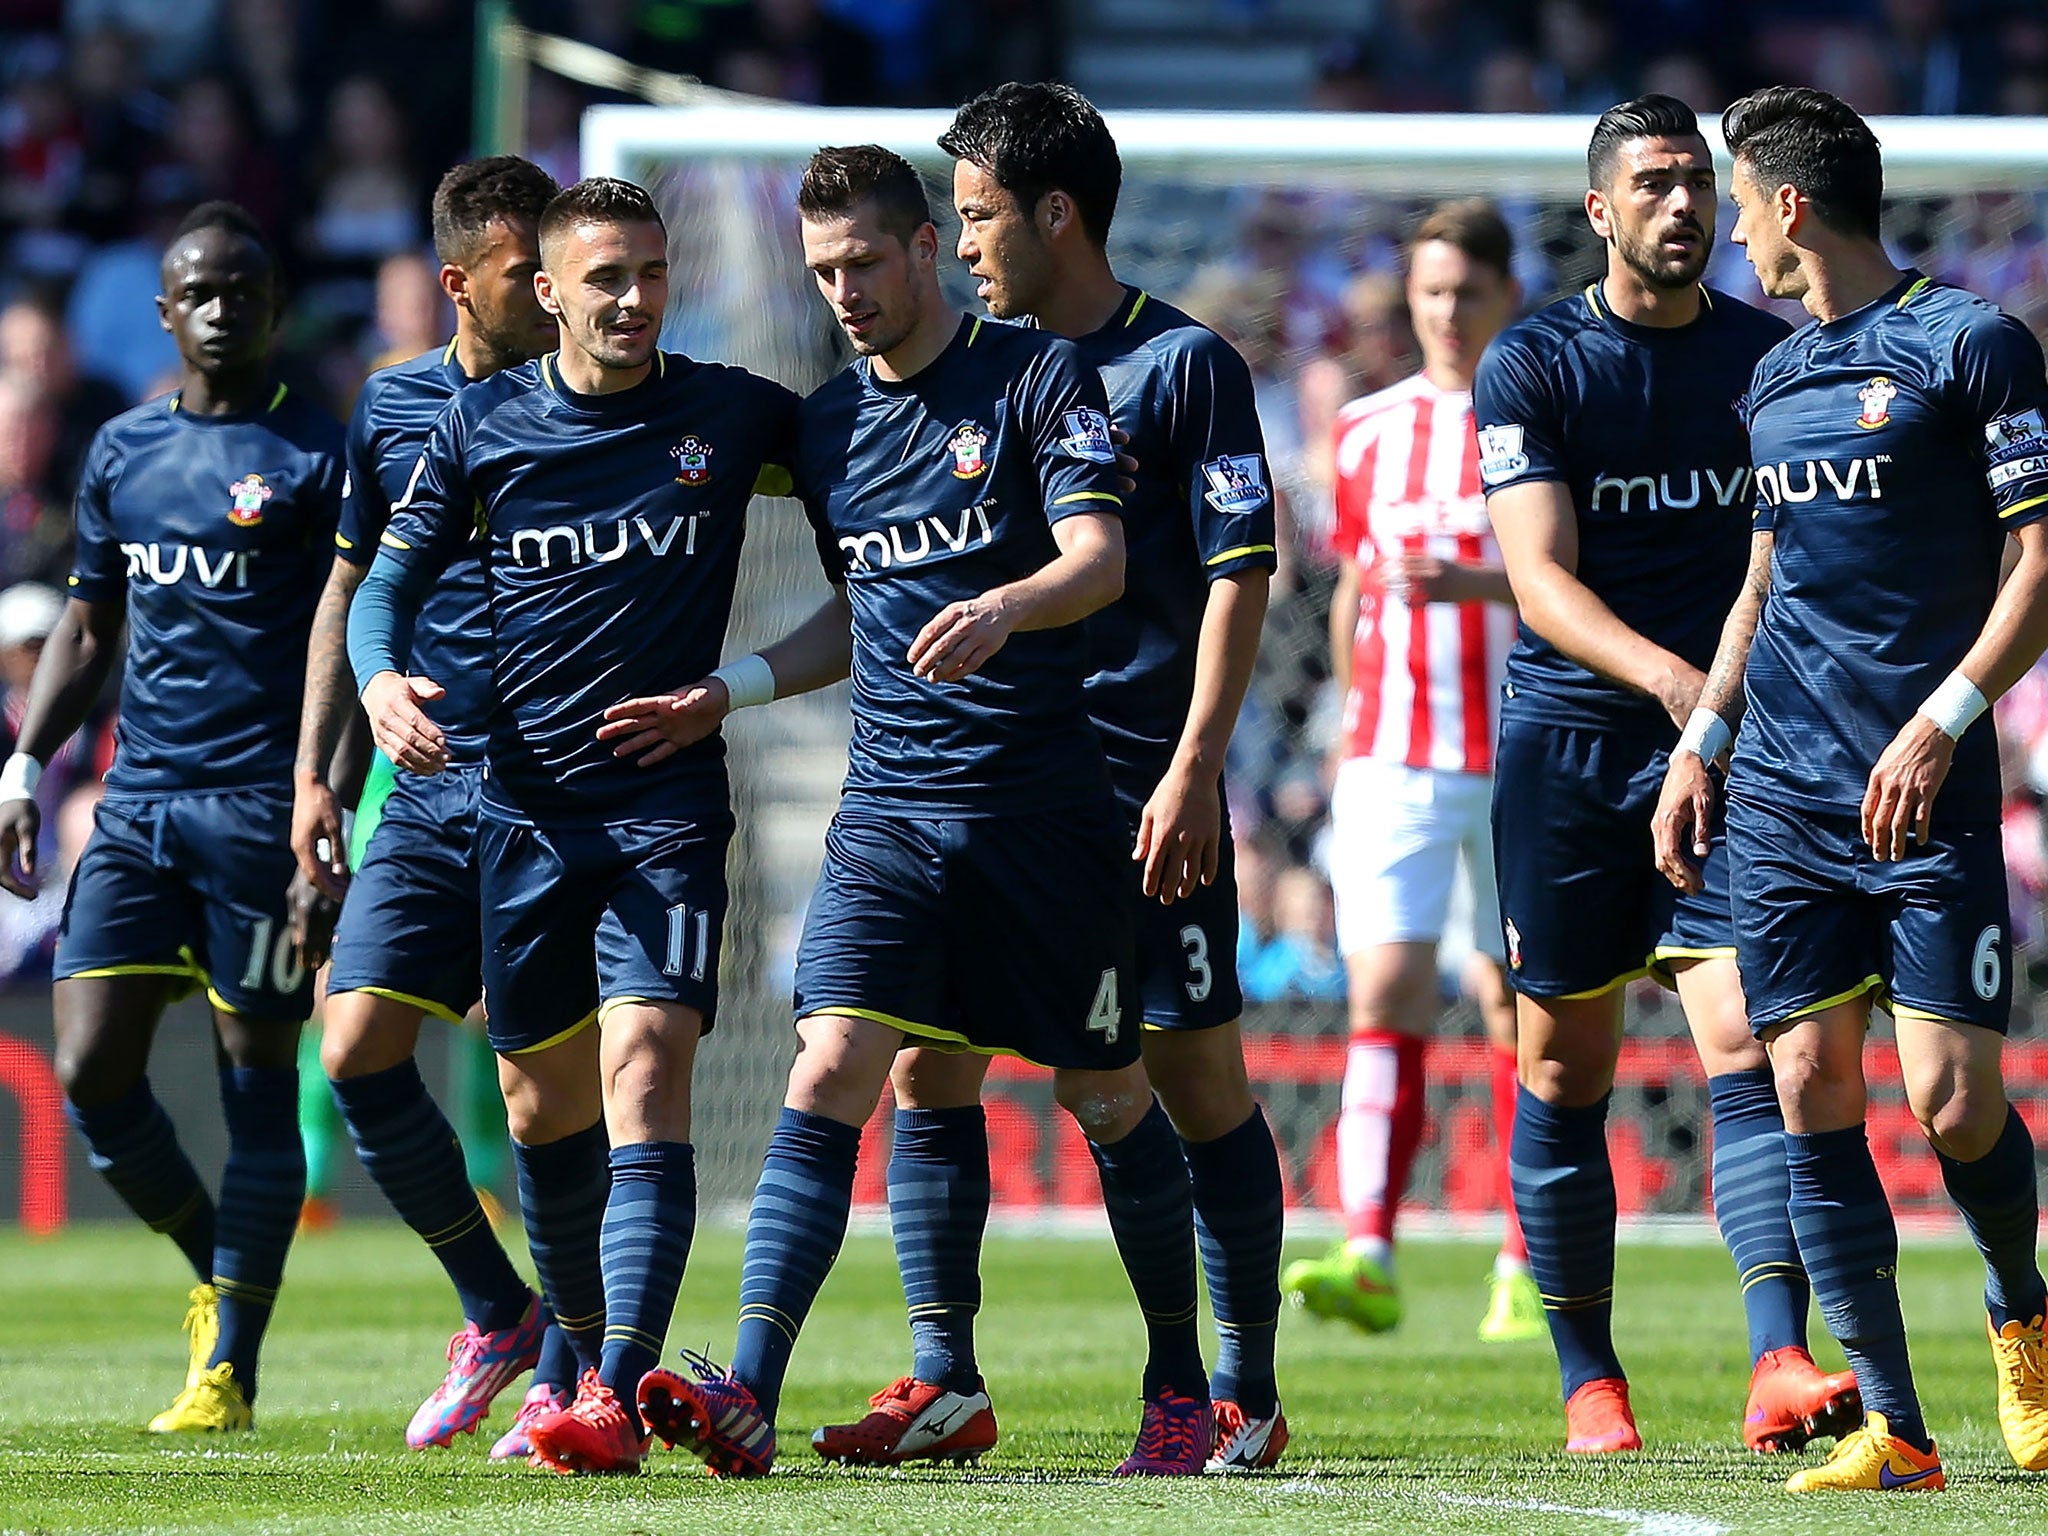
[1614,217,1712,292]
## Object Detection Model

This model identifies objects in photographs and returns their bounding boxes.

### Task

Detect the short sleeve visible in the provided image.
[1021,337,1125,525]
[377,396,478,583]
[749,378,803,501]
[66,430,126,603]
[334,387,389,567]
[1169,332,1277,580]
[1953,311,2048,529]
[1472,334,1568,494]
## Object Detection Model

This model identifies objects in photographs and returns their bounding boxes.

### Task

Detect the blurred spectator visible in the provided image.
[1310,39,1382,114]
[367,252,448,370]
[0,38,88,280]
[66,24,169,245]
[146,74,285,238]
[1878,0,1995,116]
[1472,49,1546,115]
[1297,271,1415,536]
[63,189,184,403]
[1640,51,1725,112]
[224,0,313,148]
[0,292,125,503]
[707,0,881,105]
[524,71,584,191]
[1534,0,1628,114]
[65,0,223,85]
[1243,866,1347,1002]
[1360,0,1500,113]
[927,0,1064,105]
[0,377,72,587]
[301,75,424,326]
[332,0,474,186]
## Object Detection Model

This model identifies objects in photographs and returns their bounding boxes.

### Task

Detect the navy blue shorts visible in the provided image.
[56,788,314,1021]
[793,806,1140,1070]
[1728,792,2012,1035]
[328,766,484,1024]
[1130,832,1245,1033]
[476,811,733,1055]
[1492,719,1734,999]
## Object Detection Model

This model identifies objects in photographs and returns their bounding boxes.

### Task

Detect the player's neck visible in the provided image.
[872,307,963,384]
[556,346,649,396]
[1028,261,1126,339]
[451,322,512,381]
[1600,268,1699,329]
[1421,356,1474,393]
[175,364,272,416]
[1799,243,1907,325]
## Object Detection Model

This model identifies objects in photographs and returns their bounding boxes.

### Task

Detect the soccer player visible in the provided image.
[1283,198,1537,1345]
[1476,94,1856,1454]
[802,83,1287,1474]
[346,176,802,1475]
[630,144,1203,1479]
[0,201,344,1430]
[292,156,573,1457]
[1655,85,2048,1493]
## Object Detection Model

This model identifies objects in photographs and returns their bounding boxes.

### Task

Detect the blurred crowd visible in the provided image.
[4,0,2048,1003]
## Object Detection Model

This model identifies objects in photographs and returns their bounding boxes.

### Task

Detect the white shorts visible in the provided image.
[1327,757,1502,962]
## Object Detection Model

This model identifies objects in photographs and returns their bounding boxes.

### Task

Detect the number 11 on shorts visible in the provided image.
[665,902,711,981]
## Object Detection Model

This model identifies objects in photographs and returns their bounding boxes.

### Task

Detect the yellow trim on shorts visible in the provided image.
[1779,974,1886,1024]
[1650,944,1737,964]
[504,1008,598,1056]
[1887,1002,1974,1026]
[801,1005,1050,1067]
[594,995,709,1026]
[1551,964,1650,1001]
[61,962,203,982]
[329,985,464,1025]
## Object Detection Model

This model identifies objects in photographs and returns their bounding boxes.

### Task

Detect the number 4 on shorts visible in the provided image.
[1088,967,1121,1044]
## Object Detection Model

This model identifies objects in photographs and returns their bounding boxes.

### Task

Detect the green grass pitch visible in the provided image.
[1,1224,2043,1534]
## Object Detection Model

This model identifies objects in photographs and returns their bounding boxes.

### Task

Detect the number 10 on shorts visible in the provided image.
[665,902,711,981]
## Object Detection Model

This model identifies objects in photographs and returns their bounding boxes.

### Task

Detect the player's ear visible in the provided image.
[1041,190,1070,240]
[1775,182,1802,238]
[1584,186,1612,243]
[155,293,172,335]
[534,267,561,318]
[439,261,470,314]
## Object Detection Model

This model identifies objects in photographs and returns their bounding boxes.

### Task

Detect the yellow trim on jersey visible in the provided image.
[754,463,794,497]
[1207,543,1277,566]
[1697,284,1716,310]
[267,383,288,412]
[1896,276,1933,309]
[1583,282,1604,320]
[1779,973,1885,1024]
[799,1005,1052,1066]
[1125,290,1149,327]
[505,1008,598,1055]
[967,317,984,347]
[335,532,356,550]
[1552,964,1650,1000]
[1053,490,1123,507]
[442,337,458,364]
[541,353,556,389]
[655,352,667,379]
[379,530,412,550]
[2000,492,2048,521]
[330,984,464,1025]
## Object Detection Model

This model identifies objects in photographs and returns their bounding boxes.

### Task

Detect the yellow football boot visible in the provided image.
[179,1284,219,1390]
[147,1361,253,1433]
[1478,1266,1546,1343]
[1784,1412,1943,1492]
[1988,1313,2048,1470]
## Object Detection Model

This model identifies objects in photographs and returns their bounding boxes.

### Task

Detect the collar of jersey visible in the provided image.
[860,313,973,396]
[1815,268,1927,341]
[540,349,669,411]
[1583,280,1719,343]
[166,380,290,422]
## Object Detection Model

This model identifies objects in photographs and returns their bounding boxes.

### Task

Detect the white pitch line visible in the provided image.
[1438,1492,1729,1536]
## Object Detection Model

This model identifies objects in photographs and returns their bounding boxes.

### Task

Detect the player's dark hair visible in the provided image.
[796,145,932,244]
[537,177,666,259]
[1586,93,1702,191]
[1722,85,1884,241]
[166,199,279,271]
[939,81,1121,248]
[433,156,560,268]
[1411,198,1514,281]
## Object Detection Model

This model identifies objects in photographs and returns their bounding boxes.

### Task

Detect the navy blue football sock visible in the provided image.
[1707,1069,1808,1358]
[599,1141,697,1430]
[1937,1103,2048,1330]
[1786,1125,1928,1450]
[1090,1099,1207,1401]
[209,1066,306,1401]
[1184,1105,1284,1416]
[66,1078,215,1282]
[732,1107,859,1422]
[888,1106,988,1395]
[329,1060,530,1333]
[1509,1088,1623,1397]
[532,1311,580,1397]
[513,1121,609,1375]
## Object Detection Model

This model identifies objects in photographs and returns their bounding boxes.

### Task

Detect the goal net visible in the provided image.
[584,103,2048,1226]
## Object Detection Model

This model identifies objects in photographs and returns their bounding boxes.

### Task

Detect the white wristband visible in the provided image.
[1918,670,1989,741]
[1675,707,1732,765]
[709,653,776,711]
[0,752,41,804]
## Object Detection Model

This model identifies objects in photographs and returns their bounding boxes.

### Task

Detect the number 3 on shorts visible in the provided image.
[1088,967,1121,1044]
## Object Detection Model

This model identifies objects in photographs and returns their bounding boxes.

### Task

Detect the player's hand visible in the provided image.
[1384,553,1465,606]
[0,797,40,899]
[598,681,730,765]
[1863,715,1956,862]
[1133,760,1223,903]
[1652,749,1717,894]
[1653,661,1708,732]
[291,778,351,903]
[362,671,449,775]
[909,593,1014,682]
[1110,423,1139,497]
[286,868,342,971]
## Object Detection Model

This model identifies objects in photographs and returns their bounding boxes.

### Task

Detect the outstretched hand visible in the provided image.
[598,681,733,765]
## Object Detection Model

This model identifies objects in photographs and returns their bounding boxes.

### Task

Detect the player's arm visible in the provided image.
[599,585,855,766]
[1389,554,1516,605]
[293,554,369,899]
[910,511,1124,682]
[1487,479,1703,726]
[1652,528,1774,891]
[0,594,123,897]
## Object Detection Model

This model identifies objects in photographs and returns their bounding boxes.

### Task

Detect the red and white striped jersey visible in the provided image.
[1332,371,1514,774]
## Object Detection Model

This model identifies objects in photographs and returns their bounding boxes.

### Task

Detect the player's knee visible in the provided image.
[51,1035,138,1109]
[1765,1032,1862,1132]
[1909,1074,2005,1161]
[318,1000,421,1080]
[1142,1033,1252,1142]
[1053,1064,1153,1142]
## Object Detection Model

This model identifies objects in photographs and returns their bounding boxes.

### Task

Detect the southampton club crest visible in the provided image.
[227,473,273,527]
[949,420,990,480]
[671,435,713,485]
[1856,376,1897,430]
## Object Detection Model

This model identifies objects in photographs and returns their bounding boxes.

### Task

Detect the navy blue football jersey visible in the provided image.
[336,341,491,764]
[374,351,801,823]
[1474,285,1791,733]
[69,386,344,794]
[1067,287,1276,800]
[1734,273,2048,822]
[792,314,1126,816]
